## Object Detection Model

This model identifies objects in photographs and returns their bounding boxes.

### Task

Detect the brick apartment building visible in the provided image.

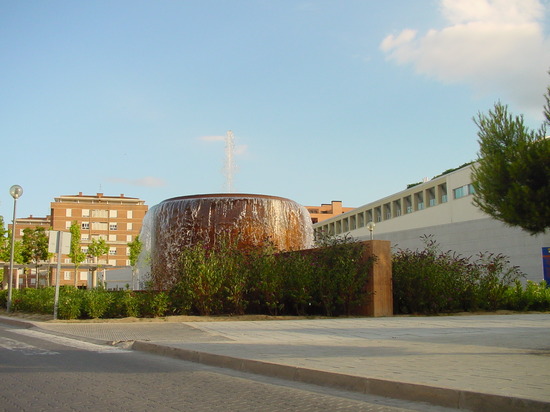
[4,193,147,288]
[50,192,148,286]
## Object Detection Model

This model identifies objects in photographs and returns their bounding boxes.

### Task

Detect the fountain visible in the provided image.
[139,193,313,289]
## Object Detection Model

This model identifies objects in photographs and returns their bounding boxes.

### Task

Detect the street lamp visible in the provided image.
[366,221,375,241]
[7,185,23,313]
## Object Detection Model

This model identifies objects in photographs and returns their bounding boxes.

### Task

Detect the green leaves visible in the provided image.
[392,236,525,314]
[21,227,49,265]
[88,237,109,259]
[472,94,550,235]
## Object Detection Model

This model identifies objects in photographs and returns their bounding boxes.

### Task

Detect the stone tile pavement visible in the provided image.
[2,313,549,412]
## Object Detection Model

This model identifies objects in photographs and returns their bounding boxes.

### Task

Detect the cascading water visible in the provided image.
[137,193,313,289]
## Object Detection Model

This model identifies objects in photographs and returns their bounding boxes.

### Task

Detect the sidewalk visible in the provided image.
[2,313,549,412]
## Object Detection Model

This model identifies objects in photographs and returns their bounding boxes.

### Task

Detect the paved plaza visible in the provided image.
[1,313,549,411]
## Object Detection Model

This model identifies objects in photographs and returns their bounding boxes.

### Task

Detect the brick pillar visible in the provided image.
[357,240,393,317]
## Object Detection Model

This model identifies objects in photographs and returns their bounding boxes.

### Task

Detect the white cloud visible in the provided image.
[380,0,550,118]
[107,176,166,187]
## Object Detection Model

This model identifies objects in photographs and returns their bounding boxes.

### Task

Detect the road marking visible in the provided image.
[0,336,59,355]
[9,329,132,354]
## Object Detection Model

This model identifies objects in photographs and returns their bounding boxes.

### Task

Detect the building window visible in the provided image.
[66,209,72,217]
[82,222,89,230]
[350,215,356,230]
[82,209,90,218]
[109,210,118,218]
[92,222,108,231]
[109,234,117,242]
[81,234,89,241]
[127,222,133,230]
[64,271,71,280]
[80,272,87,281]
[65,221,71,229]
[429,198,437,207]
[109,247,117,256]
[109,223,118,231]
[92,209,108,218]
[454,184,474,199]
[415,192,424,210]
[442,194,448,203]
[127,210,133,219]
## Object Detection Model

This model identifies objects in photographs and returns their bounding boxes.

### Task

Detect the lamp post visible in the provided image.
[366,221,375,241]
[7,185,23,313]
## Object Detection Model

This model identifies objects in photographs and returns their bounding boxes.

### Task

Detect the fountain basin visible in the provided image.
[145,193,313,286]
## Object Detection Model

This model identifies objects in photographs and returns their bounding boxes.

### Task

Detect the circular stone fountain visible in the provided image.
[141,193,313,287]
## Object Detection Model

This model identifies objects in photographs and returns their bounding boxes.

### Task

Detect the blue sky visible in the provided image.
[1,0,549,221]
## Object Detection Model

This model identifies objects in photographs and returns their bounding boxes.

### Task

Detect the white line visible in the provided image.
[10,329,131,354]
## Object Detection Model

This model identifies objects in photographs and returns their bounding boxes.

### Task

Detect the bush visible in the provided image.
[11,288,55,314]
[83,287,113,318]
[150,292,170,317]
[176,241,225,315]
[245,245,284,315]
[105,289,140,318]
[58,286,83,320]
[504,281,550,311]
[392,235,525,314]
[311,234,375,316]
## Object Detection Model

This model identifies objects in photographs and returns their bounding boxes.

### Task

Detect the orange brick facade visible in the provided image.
[49,193,148,287]
[305,201,355,224]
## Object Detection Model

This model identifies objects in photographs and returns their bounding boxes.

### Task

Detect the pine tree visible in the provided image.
[472,80,550,235]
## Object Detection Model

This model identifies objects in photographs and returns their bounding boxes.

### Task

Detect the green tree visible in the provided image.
[87,237,109,288]
[0,216,7,284]
[472,82,550,235]
[128,235,142,290]
[21,227,50,288]
[68,221,86,287]
[0,216,24,287]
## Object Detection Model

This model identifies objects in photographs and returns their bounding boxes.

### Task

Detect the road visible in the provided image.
[0,323,458,412]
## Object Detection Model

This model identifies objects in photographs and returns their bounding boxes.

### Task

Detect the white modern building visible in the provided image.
[313,164,549,283]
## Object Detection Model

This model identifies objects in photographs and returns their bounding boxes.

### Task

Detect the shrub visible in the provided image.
[177,241,226,315]
[392,235,525,314]
[311,234,374,316]
[101,289,140,319]
[0,289,6,308]
[245,245,284,315]
[504,280,550,311]
[83,287,113,318]
[58,286,83,320]
[280,252,315,316]
[150,292,170,317]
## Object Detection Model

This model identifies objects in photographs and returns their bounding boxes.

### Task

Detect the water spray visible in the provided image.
[224,130,235,192]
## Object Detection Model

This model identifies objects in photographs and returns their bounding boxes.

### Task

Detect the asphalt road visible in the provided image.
[0,323,458,412]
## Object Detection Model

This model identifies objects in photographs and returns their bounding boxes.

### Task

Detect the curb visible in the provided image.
[132,341,550,412]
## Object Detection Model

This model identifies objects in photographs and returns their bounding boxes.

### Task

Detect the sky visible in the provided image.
[1,0,549,221]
